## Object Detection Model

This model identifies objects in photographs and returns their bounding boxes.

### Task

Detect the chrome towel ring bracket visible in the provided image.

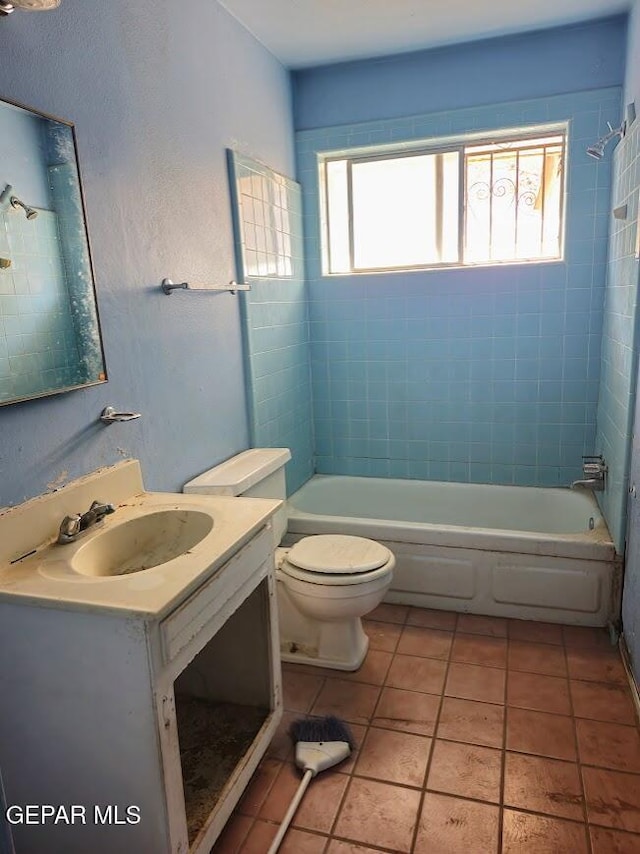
[100,406,142,424]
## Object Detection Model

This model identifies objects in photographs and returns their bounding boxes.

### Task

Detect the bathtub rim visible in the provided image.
[286,476,615,563]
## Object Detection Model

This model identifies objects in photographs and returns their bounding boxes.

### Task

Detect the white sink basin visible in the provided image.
[67,509,215,577]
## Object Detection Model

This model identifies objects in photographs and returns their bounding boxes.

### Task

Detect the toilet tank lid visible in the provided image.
[183,448,291,496]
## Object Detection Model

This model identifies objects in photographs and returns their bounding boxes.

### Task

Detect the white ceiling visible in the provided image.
[219,0,630,69]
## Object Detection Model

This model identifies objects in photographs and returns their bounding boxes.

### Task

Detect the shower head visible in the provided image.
[586,121,626,160]
[10,196,38,220]
[586,143,605,161]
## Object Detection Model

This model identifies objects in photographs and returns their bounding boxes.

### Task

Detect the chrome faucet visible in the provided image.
[57,500,115,544]
[571,455,607,492]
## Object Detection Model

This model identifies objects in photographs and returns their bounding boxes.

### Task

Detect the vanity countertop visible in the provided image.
[0,461,280,618]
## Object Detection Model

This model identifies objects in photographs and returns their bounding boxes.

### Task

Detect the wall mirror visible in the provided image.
[0,95,106,407]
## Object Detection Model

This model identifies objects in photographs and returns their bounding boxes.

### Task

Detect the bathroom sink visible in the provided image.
[66,509,214,577]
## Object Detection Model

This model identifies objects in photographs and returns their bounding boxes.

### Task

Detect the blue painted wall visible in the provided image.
[293,16,627,130]
[295,19,624,485]
[0,0,294,506]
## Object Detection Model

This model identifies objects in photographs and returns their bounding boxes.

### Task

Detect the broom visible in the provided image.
[267,715,355,854]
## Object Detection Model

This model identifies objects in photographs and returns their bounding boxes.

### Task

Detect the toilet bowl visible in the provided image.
[275,534,394,669]
[183,449,395,671]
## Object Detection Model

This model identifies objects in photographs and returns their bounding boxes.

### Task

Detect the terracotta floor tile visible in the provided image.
[338,649,393,686]
[333,777,421,852]
[282,670,325,713]
[239,819,278,853]
[326,841,381,853]
[354,726,431,787]
[571,680,637,725]
[590,826,640,853]
[362,619,402,652]
[396,625,453,660]
[280,828,328,853]
[266,710,298,761]
[503,752,584,821]
[583,767,640,833]
[502,809,589,853]
[407,607,458,631]
[237,758,282,816]
[445,661,505,704]
[427,739,502,803]
[336,722,366,774]
[259,762,306,823]
[508,619,564,645]
[211,813,253,853]
[566,646,628,685]
[507,670,571,715]
[437,696,504,748]
[293,767,349,834]
[506,707,577,761]
[372,686,440,736]
[450,632,507,668]
[367,603,409,625]
[562,624,612,649]
[576,718,640,772]
[414,791,500,853]
[310,678,381,726]
[386,653,447,694]
[508,640,567,677]
[457,613,508,637]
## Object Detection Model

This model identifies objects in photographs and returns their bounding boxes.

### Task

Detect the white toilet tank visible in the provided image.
[183,448,292,543]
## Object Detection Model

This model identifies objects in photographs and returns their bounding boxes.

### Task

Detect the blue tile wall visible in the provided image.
[0,207,81,402]
[297,88,620,486]
[228,152,314,493]
[596,116,640,552]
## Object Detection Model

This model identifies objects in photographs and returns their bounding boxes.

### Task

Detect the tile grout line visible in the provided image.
[408,611,458,854]
[319,604,411,850]
[498,625,511,854]
[564,632,593,854]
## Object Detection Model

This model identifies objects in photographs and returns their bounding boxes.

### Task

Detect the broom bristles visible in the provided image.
[289,715,355,750]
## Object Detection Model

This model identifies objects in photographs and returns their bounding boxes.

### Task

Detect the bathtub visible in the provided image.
[286,475,621,627]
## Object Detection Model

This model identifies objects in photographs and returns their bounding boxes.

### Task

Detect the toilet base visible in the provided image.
[280,619,370,671]
[277,582,372,671]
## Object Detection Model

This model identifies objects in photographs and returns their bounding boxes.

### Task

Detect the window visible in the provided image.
[321,128,566,274]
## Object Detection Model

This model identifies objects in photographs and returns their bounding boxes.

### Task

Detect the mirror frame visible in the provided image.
[0,93,107,407]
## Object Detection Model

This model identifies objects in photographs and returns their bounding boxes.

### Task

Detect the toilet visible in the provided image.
[184,448,395,671]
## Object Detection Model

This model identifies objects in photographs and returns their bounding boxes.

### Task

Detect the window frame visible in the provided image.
[319,124,568,276]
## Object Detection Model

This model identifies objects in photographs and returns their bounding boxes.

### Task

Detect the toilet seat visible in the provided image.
[280,534,393,586]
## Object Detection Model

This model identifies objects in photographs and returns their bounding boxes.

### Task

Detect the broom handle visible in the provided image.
[267,768,314,854]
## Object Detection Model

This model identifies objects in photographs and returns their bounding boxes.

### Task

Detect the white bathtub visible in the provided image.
[286,475,621,627]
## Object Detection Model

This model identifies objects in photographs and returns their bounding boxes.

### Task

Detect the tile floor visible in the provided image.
[212,605,640,853]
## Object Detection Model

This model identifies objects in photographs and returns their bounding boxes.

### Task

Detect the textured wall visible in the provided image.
[293,16,627,130]
[0,0,294,506]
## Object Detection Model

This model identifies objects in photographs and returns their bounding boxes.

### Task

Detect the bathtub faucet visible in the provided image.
[571,455,607,492]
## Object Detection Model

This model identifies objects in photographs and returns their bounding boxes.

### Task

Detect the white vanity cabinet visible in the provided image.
[0,463,282,854]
